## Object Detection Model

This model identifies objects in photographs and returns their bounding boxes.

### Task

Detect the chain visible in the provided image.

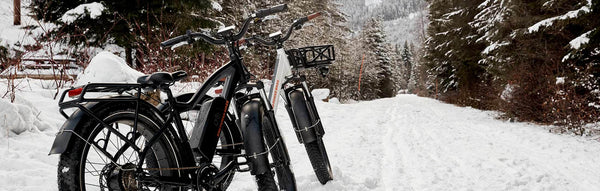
[143,166,203,171]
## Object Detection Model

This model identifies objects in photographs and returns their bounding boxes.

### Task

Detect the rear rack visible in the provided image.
[286,45,335,69]
[58,83,143,119]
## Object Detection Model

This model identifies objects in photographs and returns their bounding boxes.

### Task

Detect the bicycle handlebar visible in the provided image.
[254,4,288,18]
[240,12,323,47]
[160,30,226,47]
[160,4,289,48]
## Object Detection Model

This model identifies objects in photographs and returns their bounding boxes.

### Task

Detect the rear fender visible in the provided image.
[48,99,175,155]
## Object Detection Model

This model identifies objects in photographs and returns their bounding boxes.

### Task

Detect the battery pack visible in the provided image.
[189,97,228,162]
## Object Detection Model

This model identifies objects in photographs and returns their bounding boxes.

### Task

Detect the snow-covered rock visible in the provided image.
[75,51,144,86]
[328,97,340,104]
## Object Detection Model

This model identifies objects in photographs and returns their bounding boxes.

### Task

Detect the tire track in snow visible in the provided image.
[376,95,600,191]
[380,99,409,191]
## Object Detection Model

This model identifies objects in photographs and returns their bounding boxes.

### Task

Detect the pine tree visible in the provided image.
[431,0,599,130]
[389,43,406,91]
[32,0,214,69]
[423,0,487,106]
[360,17,396,99]
[401,41,413,85]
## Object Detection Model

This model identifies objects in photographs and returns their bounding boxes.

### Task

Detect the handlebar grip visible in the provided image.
[160,35,188,48]
[255,4,288,18]
[307,12,322,21]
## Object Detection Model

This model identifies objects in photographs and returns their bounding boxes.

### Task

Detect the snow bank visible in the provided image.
[75,51,144,86]
[0,97,52,137]
[312,89,330,100]
[60,2,105,24]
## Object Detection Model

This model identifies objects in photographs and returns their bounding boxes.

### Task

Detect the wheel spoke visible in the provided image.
[84,182,101,187]
[85,159,103,176]
[90,141,115,164]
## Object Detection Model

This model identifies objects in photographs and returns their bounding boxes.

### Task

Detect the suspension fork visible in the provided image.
[282,80,325,144]
[299,81,325,136]
[259,82,292,164]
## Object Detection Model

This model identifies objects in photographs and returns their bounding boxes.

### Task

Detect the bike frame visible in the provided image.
[266,46,325,143]
[268,48,294,113]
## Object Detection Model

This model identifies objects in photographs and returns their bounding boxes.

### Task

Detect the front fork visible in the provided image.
[236,82,292,175]
[258,84,292,166]
[283,81,325,144]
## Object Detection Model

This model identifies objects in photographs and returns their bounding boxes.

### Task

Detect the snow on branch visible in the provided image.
[569,30,592,50]
[527,0,592,33]
[482,41,509,54]
[60,2,106,24]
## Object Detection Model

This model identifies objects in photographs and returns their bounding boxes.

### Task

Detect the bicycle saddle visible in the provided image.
[137,71,188,86]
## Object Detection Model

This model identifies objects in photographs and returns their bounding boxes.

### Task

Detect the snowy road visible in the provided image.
[1,93,600,190]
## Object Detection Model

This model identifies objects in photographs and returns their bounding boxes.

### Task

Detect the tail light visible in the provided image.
[68,87,83,98]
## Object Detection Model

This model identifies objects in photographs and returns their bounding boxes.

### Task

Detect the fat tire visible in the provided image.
[263,115,297,190]
[290,95,333,184]
[241,101,279,190]
[304,140,333,184]
[57,102,182,191]
[256,172,278,191]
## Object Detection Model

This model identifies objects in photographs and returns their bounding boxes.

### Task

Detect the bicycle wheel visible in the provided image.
[240,100,279,191]
[290,96,333,184]
[57,104,183,190]
[262,114,297,190]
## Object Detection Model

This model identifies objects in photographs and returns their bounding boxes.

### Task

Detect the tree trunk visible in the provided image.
[13,0,20,25]
[125,47,133,68]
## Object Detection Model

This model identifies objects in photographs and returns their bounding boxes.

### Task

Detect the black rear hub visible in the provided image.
[102,163,138,191]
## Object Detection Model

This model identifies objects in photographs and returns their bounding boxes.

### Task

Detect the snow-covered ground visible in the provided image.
[1,78,600,190]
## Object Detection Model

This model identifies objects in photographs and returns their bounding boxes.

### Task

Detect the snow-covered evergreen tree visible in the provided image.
[424,0,486,102]
[422,0,599,131]
[401,41,413,85]
[359,17,396,99]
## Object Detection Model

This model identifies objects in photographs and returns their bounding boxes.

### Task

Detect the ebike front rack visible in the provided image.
[286,45,335,69]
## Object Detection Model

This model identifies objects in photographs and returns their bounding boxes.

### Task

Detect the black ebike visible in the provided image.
[50,4,299,191]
